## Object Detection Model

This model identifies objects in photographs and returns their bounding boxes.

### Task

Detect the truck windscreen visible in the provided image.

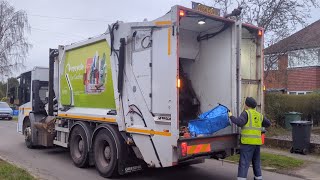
[18,71,31,105]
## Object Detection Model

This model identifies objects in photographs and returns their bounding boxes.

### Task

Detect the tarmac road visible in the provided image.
[0,120,302,180]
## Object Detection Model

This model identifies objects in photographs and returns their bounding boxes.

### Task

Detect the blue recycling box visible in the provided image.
[13,110,19,116]
[188,105,230,137]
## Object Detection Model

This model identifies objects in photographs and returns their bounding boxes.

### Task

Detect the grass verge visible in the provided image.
[226,152,304,171]
[12,116,18,121]
[0,159,35,180]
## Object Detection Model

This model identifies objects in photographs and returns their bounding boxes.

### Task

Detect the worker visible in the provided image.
[228,97,271,180]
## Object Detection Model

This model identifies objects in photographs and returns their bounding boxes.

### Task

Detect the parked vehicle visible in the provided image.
[0,102,13,120]
[17,5,264,178]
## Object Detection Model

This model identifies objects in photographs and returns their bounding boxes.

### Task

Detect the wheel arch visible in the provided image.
[22,116,30,131]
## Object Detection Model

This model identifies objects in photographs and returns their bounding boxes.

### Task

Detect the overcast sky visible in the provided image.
[6,0,320,77]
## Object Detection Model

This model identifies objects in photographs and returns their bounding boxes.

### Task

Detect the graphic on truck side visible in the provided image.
[84,52,107,94]
[60,41,116,109]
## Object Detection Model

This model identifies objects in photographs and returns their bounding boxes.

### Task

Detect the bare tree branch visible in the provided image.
[0,1,31,77]
[213,0,319,79]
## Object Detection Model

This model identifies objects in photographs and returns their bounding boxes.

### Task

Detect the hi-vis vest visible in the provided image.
[241,109,263,145]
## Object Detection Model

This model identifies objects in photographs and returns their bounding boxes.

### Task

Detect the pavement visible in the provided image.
[0,120,303,180]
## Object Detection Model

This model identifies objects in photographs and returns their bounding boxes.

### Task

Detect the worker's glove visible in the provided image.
[227,111,232,126]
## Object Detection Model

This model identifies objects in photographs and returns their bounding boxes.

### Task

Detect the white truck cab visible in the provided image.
[17,67,49,133]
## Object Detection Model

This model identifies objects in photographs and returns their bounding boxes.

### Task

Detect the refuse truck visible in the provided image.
[16,5,264,178]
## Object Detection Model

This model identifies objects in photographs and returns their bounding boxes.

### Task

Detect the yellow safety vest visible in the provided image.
[241,109,263,145]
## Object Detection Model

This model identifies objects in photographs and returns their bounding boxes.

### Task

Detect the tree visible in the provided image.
[0,77,19,99]
[0,1,30,77]
[213,0,319,78]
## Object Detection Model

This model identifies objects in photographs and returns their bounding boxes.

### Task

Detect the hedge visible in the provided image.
[265,94,320,126]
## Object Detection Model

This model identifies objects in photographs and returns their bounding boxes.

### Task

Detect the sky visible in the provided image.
[5,0,320,78]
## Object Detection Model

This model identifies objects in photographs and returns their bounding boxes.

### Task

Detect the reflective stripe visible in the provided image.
[237,177,247,180]
[241,134,261,138]
[255,176,263,180]
[58,114,116,123]
[155,21,172,26]
[126,127,171,137]
[19,107,32,110]
[187,144,211,155]
[242,126,262,131]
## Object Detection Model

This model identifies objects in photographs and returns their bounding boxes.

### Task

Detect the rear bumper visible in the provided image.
[178,133,239,162]
[0,114,12,119]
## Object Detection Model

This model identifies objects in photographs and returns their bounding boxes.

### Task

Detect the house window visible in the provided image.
[288,91,312,95]
[264,55,279,71]
[288,48,320,68]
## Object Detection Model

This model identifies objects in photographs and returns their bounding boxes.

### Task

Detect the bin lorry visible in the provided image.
[17,5,264,178]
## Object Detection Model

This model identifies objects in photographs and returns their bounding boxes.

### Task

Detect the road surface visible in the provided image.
[0,120,302,180]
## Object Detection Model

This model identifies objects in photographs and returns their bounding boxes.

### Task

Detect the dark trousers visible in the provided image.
[238,144,262,179]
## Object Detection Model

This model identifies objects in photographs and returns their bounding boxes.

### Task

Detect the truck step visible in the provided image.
[53,140,68,148]
[55,126,69,133]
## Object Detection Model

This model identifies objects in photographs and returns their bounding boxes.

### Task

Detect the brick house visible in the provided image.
[264,20,320,95]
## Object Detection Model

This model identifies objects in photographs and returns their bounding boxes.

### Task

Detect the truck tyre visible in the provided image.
[93,129,118,178]
[23,119,34,149]
[302,148,308,155]
[70,125,89,168]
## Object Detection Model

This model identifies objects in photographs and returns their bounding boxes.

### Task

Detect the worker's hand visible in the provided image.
[228,111,232,117]
[261,127,266,133]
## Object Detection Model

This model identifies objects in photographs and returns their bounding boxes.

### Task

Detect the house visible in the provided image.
[264,20,320,95]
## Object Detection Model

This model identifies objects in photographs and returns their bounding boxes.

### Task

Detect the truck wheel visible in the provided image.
[302,148,308,155]
[290,147,294,153]
[93,129,118,178]
[23,119,34,149]
[70,125,89,168]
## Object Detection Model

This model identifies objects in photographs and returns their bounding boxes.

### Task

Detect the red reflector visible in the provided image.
[179,10,185,17]
[261,133,265,144]
[187,144,211,155]
[181,142,187,157]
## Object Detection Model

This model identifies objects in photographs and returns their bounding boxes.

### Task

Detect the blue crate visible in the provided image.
[188,105,230,137]
[12,110,19,116]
